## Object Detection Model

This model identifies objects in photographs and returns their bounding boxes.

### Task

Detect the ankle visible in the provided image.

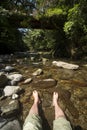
[34,101,38,104]
[53,102,58,107]
[34,99,40,105]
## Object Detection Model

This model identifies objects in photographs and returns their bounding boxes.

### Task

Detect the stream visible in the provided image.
[0,55,87,130]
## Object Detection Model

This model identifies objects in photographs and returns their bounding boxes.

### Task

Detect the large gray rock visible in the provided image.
[0,118,22,130]
[52,61,79,70]
[0,98,19,117]
[3,86,21,97]
[7,74,23,82]
[0,75,8,88]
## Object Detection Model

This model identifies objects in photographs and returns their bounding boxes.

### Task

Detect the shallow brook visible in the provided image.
[0,57,87,130]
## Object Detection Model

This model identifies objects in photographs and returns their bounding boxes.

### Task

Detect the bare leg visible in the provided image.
[29,90,40,116]
[53,92,65,120]
[23,90,43,130]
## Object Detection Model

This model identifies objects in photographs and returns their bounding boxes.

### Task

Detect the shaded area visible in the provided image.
[0,27,28,54]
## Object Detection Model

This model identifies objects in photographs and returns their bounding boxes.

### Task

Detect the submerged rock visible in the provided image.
[32,78,57,88]
[52,61,79,70]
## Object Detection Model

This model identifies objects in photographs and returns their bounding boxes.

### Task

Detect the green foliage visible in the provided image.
[64,21,74,36]
[63,2,87,58]
[23,29,47,51]
[23,29,69,58]
[64,4,86,36]
[0,0,87,59]
[45,8,66,17]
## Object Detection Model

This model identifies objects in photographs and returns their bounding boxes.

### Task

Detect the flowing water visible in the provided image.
[0,57,87,130]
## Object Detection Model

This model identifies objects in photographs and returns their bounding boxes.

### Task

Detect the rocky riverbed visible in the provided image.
[0,55,87,130]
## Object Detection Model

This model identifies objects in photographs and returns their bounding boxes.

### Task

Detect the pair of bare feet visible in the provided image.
[29,90,65,120]
[33,90,58,107]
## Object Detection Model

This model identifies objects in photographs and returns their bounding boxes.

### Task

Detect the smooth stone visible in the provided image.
[3,86,21,96]
[32,69,43,76]
[12,94,19,99]
[5,66,14,72]
[52,61,79,70]
[32,78,57,88]
[32,62,41,65]
[23,78,32,84]
[7,74,23,82]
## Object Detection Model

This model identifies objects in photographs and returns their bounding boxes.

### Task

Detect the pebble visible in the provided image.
[32,68,43,76]
[24,78,32,84]
[12,94,19,99]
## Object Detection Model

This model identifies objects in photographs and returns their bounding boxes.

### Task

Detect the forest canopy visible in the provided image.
[0,0,87,59]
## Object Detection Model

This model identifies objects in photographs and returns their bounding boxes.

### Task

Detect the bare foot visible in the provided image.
[33,90,40,104]
[53,92,58,106]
